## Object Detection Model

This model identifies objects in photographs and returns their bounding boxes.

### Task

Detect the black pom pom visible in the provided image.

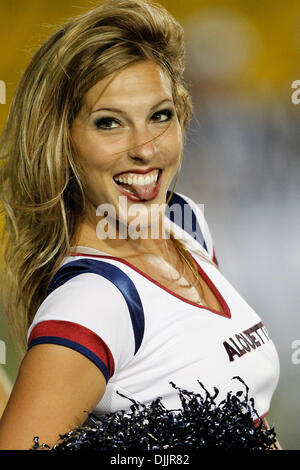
[31,376,278,450]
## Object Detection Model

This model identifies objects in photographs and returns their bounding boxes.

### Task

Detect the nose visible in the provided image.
[127,125,158,162]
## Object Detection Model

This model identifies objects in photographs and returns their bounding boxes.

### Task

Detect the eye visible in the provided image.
[94,108,175,130]
[152,108,175,123]
[94,117,121,130]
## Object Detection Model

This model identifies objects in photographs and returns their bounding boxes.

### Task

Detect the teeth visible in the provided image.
[114,170,159,186]
[123,187,136,195]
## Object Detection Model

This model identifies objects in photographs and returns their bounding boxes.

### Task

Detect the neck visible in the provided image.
[72,213,174,261]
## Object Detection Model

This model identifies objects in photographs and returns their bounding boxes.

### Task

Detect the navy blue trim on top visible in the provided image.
[166,191,207,252]
[47,259,145,355]
[28,336,110,383]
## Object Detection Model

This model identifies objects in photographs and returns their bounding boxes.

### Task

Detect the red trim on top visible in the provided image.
[189,254,231,319]
[69,251,231,319]
[28,319,115,377]
[212,248,218,266]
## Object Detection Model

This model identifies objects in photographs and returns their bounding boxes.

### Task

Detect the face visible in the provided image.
[71,60,183,231]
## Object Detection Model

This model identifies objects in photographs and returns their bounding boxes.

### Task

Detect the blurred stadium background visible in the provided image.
[0,0,299,449]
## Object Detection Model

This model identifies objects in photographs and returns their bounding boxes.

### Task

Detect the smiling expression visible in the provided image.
[70,60,183,227]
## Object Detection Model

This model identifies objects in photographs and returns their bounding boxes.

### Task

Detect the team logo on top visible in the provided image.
[223,321,270,362]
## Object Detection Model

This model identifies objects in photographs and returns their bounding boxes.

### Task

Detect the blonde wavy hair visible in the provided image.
[0,0,214,357]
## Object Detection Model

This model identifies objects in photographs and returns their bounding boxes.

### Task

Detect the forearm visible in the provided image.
[264,418,282,450]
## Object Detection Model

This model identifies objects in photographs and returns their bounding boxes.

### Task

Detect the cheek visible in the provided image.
[75,137,116,172]
[166,125,183,163]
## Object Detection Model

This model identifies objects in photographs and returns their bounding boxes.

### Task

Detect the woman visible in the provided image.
[0,0,280,450]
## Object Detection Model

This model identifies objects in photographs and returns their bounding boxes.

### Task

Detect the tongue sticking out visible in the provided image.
[121,180,158,201]
[130,180,157,200]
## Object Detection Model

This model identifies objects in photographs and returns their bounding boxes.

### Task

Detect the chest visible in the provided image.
[133,264,271,364]
[122,251,223,313]
[101,267,280,417]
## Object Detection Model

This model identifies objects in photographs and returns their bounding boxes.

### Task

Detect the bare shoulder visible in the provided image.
[0,343,106,450]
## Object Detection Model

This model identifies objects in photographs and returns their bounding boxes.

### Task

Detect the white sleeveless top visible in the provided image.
[27,192,280,421]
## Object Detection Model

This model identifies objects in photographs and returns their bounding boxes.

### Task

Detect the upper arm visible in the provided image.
[0,343,106,450]
[0,271,135,450]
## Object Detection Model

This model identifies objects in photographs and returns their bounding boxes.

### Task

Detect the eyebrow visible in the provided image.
[90,98,174,115]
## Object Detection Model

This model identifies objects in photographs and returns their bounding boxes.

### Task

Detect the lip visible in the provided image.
[113,168,163,202]
[113,167,161,178]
